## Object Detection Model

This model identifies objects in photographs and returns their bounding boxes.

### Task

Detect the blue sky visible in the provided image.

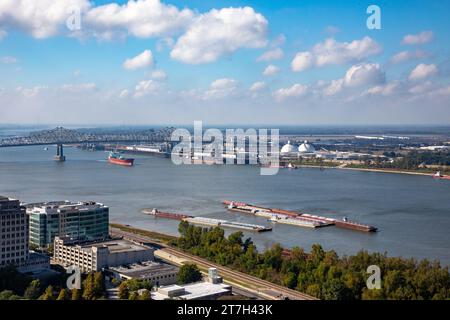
[0,0,449,125]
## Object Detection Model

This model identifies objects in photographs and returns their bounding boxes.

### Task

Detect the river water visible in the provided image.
[0,144,449,265]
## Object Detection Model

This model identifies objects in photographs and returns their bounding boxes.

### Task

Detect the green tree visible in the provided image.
[56,288,69,300]
[128,291,138,300]
[177,264,202,284]
[71,288,82,300]
[39,285,55,300]
[174,221,450,300]
[322,278,352,300]
[82,273,96,300]
[139,289,152,300]
[127,279,152,292]
[24,279,41,300]
[92,272,105,299]
[0,290,15,300]
[118,282,129,300]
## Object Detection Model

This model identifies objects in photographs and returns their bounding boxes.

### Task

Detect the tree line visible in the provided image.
[0,266,107,300]
[174,221,450,300]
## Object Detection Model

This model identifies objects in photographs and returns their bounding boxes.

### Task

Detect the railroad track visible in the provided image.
[110,227,317,301]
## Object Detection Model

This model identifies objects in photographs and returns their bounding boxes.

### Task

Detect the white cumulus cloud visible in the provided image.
[150,70,167,80]
[291,37,382,72]
[402,31,433,45]
[274,84,308,101]
[203,78,239,99]
[250,81,266,92]
[409,63,438,81]
[170,7,268,64]
[344,63,385,87]
[0,0,91,39]
[257,48,284,62]
[133,79,160,98]
[323,63,385,96]
[365,81,401,96]
[123,50,154,70]
[85,0,194,39]
[390,50,429,64]
[263,65,279,76]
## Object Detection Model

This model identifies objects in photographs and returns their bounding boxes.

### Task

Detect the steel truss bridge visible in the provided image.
[0,127,175,161]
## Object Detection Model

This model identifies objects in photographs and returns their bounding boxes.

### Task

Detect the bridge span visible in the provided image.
[0,126,175,161]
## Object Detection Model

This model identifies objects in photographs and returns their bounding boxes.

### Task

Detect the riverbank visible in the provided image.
[109,223,178,244]
[292,164,438,177]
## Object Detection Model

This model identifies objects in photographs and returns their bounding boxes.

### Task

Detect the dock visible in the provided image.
[142,208,272,233]
[223,201,377,232]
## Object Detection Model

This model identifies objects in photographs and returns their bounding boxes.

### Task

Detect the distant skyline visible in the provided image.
[1,0,450,125]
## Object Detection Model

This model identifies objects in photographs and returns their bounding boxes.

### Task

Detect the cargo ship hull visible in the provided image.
[108,157,134,166]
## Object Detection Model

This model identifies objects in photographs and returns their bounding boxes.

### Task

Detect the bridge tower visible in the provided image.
[54,143,66,162]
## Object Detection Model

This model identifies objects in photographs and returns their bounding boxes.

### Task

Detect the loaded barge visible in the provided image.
[223,201,377,232]
[142,208,272,233]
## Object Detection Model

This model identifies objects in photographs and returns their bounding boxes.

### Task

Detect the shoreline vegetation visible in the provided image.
[111,222,450,300]
[290,164,441,177]
[281,150,450,176]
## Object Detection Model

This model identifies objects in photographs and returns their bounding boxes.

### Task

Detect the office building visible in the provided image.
[0,196,29,268]
[26,201,109,247]
[53,237,154,272]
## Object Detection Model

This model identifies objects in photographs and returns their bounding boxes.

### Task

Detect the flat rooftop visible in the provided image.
[109,261,178,279]
[24,200,107,213]
[58,238,151,254]
[152,282,231,300]
[90,240,149,253]
[0,196,17,202]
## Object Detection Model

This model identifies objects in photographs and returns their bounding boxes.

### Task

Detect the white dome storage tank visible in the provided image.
[280,141,295,155]
[298,140,316,153]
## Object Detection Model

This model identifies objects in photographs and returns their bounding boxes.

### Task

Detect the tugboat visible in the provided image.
[432,171,450,180]
[108,151,134,166]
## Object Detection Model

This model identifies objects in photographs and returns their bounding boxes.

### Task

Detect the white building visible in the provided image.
[53,237,155,272]
[109,261,179,287]
[151,267,231,300]
[152,282,232,300]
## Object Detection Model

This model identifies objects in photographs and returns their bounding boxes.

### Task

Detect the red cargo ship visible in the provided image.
[108,152,134,166]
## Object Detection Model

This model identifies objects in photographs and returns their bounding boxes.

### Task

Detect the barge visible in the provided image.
[223,200,377,232]
[143,208,272,232]
[142,208,191,220]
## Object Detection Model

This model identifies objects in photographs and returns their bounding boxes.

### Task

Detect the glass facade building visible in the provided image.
[26,201,109,248]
